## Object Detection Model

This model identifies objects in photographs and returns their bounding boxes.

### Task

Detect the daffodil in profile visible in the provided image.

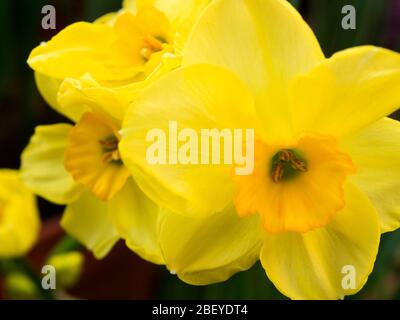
[0,170,40,258]
[21,77,163,262]
[120,0,400,299]
[27,0,210,121]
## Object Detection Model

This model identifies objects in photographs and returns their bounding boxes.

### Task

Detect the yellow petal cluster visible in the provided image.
[120,0,400,299]
[23,0,400,300]
[23,0,210,262]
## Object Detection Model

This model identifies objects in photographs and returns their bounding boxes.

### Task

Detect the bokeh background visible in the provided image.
[0,0,400,299]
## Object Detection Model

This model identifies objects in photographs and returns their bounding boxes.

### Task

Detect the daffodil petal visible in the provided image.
[94,12,118,25]
[342,117,400,233]
[261,183,380,300]
[112,52,182,105]
[123,0,136,11]
[0,170,40,258]
[183,0,324,142]
[136,0,210,52]
[58,76,127,122]
[120,64,256,217]
[291,46,400,138]
[27,22,118,81]
[20,124,83,205]
[34,72,68,118]
[136,0,208,25]
[159,204,263,285]
[109,178,164,264]
[61,191,119,259]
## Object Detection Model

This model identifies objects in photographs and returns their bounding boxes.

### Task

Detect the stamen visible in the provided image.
[278,149,292,162]
[144,35,164,51]
[99,136,121,163]
[141,35,165,60]
[140,48,153,60]
[99,137,118,151]
[271,149,308,183]
[272,163,284,183]
[291,158,307,172]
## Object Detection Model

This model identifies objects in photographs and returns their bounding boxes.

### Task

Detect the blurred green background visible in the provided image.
[0,0,400,300]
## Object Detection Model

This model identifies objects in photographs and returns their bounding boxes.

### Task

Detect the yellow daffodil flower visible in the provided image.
[120,0,400,299]
[27,0,210,120]
[21,77,162,262]
[0,169,40,258]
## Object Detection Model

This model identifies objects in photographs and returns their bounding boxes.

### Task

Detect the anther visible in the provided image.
[271,149,308,183]
[140,48,153,60]
[141,35,165,60]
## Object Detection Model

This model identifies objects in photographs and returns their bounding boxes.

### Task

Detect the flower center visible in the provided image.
[233,134,356,233]
[113,6,173,70]
[140,35,166,61]
[270,149,308,183]
[99,136,122,163]
[65,112,131,201]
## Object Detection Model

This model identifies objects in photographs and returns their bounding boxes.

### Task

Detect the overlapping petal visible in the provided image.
[61,191,119,259]
[261,183,380,300]
[158,205,263,285]
[27,22,120,81]
[342,117,400,233]
[120,64,257,217]
[20,124,83,205]
[183,0,324,142]
[136,0,211,51]
[58,76,127,122]
[109,179,164,264]
[291,46,400,138]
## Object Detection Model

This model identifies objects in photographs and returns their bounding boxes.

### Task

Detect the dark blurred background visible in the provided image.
[0,0,400,299]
